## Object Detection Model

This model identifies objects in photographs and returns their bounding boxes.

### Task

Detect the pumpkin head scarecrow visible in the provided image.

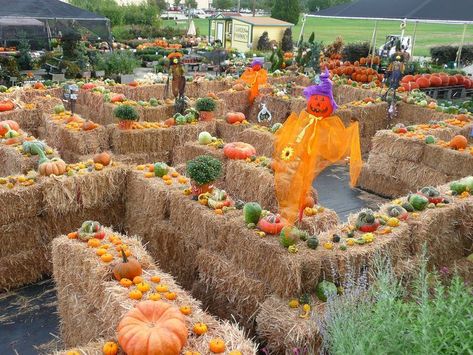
[273,68,362,224]
[240,58,268,105]
[167,51,186,99]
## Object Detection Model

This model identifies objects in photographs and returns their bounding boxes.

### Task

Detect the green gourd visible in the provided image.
[243,202,262,224]
[22,140,46,155]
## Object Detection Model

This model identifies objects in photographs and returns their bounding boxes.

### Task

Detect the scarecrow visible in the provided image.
[383,55,405,98]
[273,68,362,224]
[240,58,268,105]
[166,51,186,99]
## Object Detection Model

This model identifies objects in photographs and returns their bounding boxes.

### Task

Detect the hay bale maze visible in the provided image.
[2,76,473,354]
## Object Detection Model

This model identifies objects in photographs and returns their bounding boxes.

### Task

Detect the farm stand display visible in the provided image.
[52,228,257,353]
[359,128,473,197]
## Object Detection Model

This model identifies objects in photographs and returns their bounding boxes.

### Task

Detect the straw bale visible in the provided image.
[395,102,455,125]
[406,199,473,268]
[365,152,399,176]
[423,144,473,179]
[224,160,277,210]
[0,245,50,291]
[194,249,270,329]
[396,160,449,191]
[248,95,301,126]
[57,341,104,355]
[371,130,425,162]
[298,209,339,237]
[238,128,274,157]
[52,232,258,353]
[357,167,409,198]
[112,151,170,165]
[20,87,63,102]
[0,181,43,225]
[0,108,23,124]
[41,165,127,216]
[218,89,251,116]
[41,116,110,156]
[0,144,60,176]
[0,217,46,258]
[173,141,225,166]
[216,120,249,142]
[333,85,376,105]
[448,258,473,284]
[256,295,322,354]
[141,104,175,122]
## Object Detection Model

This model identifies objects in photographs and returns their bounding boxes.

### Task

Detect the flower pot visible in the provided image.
[118,120,134,130]
[191,181,213,197]
[199,111,214,121]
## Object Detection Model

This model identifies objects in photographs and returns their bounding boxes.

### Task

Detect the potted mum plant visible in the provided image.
[114,104,139,130]
[195,97,216,121]
[186,155,222,197]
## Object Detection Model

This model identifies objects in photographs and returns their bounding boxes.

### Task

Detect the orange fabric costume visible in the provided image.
[273,70,362,224]
[240,59,267,104]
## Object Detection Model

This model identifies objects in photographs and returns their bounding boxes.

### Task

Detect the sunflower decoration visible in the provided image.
[281,146,295,161]
[168,51,183,64]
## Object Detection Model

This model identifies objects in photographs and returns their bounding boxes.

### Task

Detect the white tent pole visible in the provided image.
[456,23,467,68]
[369,20,377,68]
[411,21,418,60]
[298,14,307,46]
[370,20,378,68]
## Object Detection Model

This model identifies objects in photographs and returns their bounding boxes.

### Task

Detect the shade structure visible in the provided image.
[0,0,111,43]
[311,0,473,24]
[187,20,196,36]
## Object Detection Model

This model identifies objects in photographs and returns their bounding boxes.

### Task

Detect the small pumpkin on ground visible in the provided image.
[118,301,188,355]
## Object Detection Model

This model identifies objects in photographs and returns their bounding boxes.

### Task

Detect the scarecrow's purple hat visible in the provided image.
[303,68,338,111]
[251,58,264,67]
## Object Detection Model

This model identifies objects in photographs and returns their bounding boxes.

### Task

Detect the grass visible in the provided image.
[163,17,473,57]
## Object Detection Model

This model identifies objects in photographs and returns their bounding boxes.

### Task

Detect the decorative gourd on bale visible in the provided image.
[225,112,245,124]
[279,226,301,248]
[0,99,14,112]
[386,205,409,220]
[355,210,380,232]
[33,81,45,89]
[78,221,105,241]
[117,300,188,355]
[37,149,66,176]
[419,186,443,204]
[111,94,126,103]
[223,142,256,160]
[153,162,169,177]
[243,202,262,225]
[209,338,226,353]
[81,83,96,90]
[113,248,142,281]
[315,280,337,302]
[22,140,46,155]
[0,120,19,135]
[1,123,20,138]
[449,135,468,150]
[257,213,285,234]
[408,194,429,211]
[93,152,111,166]
[102,342,118,355]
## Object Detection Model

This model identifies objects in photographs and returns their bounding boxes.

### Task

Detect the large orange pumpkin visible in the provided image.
[449,135,468,150]
[416,77,430,88]
[448,76,458,86]
[307,94,334,117]
[429,76,442,87]
[464,78,472,89]
[225,112,245,124]
[0,100,14,112]
[118,300,188,355]
[223,142,256,160]
[454,74,464,85]
[439,75,449,86]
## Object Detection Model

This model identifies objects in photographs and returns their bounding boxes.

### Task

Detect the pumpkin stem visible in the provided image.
[120,247,128,263]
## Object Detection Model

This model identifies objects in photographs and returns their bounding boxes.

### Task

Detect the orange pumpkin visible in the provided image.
[112,248,142,281]
[307,94,334,118]
[118,301,188,355]
[209,338,226,353]
[93,152,111,166]
[207,92,219,100]
[38,158,66,176]
[164,117,175,127]
[416,77,430,88]
[0,120,20,135]
[102,341,119,355]
[225,112,245,124]
[82,83,96,90]
[0,100,14,112]
[82,120,97,131]
[223,142,256,160]
[34,82,45,90]
[429,76,442,87]
[449,135,468,150]
[111,94,125,103]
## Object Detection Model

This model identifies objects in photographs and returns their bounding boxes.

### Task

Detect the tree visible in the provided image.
[173,0,181,7]
[213,0,234,10]
[148,0,168,12]
[257,31,272,51]
[17,35,32,70]
[185,0,198,8]
[281,28,293,52]
[271,0,300,25]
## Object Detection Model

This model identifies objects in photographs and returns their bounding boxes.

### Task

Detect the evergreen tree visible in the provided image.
[271,0,300,25]
[281,28,293,52]
[257,31,271,51]
[17,36,32,70]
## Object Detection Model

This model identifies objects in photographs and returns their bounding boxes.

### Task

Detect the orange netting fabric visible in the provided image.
[240,68,268,104]
[273,110,362,224]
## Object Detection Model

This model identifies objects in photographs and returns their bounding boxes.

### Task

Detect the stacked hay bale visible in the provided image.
[52,229,257,353]
[248,95,306,126]
[358,130,473,197]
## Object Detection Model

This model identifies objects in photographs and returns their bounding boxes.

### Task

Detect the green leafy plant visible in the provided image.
[186,155,222,185]
[113,104,139,121]
[99,51,140,76]
[17,36,32,70]
[318,251,473,355]
[257,31,272,51]
[195,97,216,112]
[281,28,294,52]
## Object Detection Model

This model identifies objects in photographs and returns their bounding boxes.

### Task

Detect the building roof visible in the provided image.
[311,0,473,24]
[231,16,294,27]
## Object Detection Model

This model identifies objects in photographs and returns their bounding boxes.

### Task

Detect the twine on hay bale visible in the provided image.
[41,165,127,216]
[52,230,257,352]
[256,295,322,354]
[237,128,274,157]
